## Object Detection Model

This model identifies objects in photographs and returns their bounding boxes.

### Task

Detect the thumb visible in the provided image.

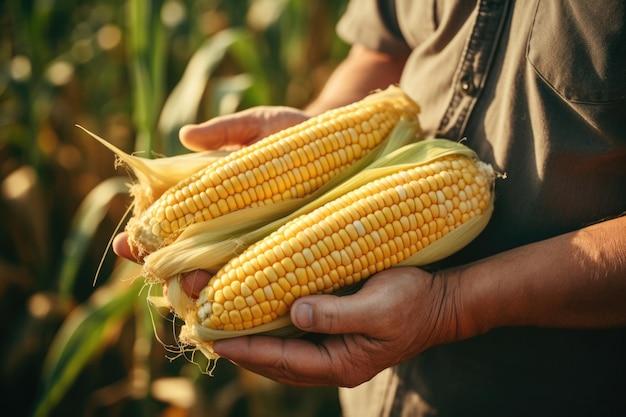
[290,289,381,335]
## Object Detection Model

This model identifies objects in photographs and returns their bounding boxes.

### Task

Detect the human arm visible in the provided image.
[208,214,626,387]
[459,214,626,334]
[303,44,408,114]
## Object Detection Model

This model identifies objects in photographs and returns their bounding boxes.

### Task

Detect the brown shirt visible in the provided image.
[337,1,626,416]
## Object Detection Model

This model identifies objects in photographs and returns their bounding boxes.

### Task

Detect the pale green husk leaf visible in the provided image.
[76,125,229,212]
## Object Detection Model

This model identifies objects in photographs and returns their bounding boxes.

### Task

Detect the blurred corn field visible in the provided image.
[0,0,349,416]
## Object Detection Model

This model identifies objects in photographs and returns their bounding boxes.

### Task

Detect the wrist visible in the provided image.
[438,265,503,342]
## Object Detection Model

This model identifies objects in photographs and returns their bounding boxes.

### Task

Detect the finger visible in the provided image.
[289,269,421,336]
[112,232,143,263]
[179,109,262,151]
[179,270,211,299]
[290,283,390,336]
[213,333,379,387]
[179,106,309,152]
[213,335,338,386]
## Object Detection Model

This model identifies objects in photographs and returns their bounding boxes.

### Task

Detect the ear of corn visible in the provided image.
[161,138,495,359]
[121,86,420,256]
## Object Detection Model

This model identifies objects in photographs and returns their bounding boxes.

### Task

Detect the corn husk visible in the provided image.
[76,125,230,214]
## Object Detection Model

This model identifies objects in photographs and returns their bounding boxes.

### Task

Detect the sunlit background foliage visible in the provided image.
[0,0,349,416]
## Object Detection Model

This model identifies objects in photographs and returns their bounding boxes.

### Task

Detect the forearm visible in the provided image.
[304,44,407,115]
[453,215,626,339]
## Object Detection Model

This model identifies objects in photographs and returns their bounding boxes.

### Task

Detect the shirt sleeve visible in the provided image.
[336,0,412,56]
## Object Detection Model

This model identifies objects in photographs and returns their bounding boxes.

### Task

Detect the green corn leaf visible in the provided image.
[31,262,144,417]
[57,177,130,303]
[158,28,247,155]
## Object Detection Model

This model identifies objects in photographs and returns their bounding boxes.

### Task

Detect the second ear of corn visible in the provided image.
[162,137,495,364]
[199,154,492,330]
[172,144,494,344]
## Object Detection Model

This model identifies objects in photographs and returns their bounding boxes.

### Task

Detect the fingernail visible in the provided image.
[294,303,313,329]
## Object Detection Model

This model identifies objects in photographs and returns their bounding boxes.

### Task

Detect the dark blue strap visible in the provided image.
[377,0,405,42]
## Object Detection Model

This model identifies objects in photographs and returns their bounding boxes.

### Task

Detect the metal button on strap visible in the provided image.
[460,73,475,95]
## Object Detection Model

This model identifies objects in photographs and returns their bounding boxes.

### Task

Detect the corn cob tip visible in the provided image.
[126,206,165,256]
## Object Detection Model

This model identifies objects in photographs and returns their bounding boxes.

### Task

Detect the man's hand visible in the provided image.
[115,222,464,388]
[211,267,464,387]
